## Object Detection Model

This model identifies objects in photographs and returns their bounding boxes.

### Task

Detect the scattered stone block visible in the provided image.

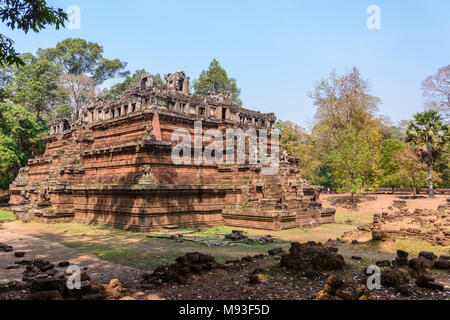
[380,267,410,288]
[6,265,18,270]
[248,269,266,285]
[314,276,374,300]
[141,252,224,285]
[40,264,55,272]
[427,282,444,291]
[409,258,426,273]
[225,230,247,241]
[395,257,408,266]
[30,278,64,292]
[25,290,63,300]
[419,251,437,261]
[397,250,409,258]
[0,243,13,252]
[268,248,283,256]
[376,260,391,268]
[417,257,434,269]
[434,258,450,269]
[416,275,435,288]
[58,261,70,268]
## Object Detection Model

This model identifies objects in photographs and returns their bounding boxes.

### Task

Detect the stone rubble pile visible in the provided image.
[314,276,376,300]
[2,257,104,300]
[225,230,275,245]
[280,241,346,275]
[141,252,225,285]
[225,230,247,241]
[0,243,13,252]
[371,200,450,246]
[370,249,449,294]
[146,230,275,246]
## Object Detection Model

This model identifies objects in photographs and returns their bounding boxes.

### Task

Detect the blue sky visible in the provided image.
[2,0,450,128]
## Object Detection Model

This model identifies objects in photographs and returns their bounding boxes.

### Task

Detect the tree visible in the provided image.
[41,38,128,85]
[0,103,47,189]
[433,143,450,187]
[153,73,164,85]
[0,63,14,101]
[325,126,380,195]
[61,73,96,120]
[309,67,384,192]
[384,120,412,141]
[0,0,67,66]
[380,139,405,193]
[10,52,67,118]
[422,65,450,120]
[275,120,320,183]
[193,59,242,106]
[309,67,382,143]
[406,110,449,198]
[41,38,128,120]
[395,146,429,197]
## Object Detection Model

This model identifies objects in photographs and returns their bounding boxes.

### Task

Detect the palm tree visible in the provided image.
[406,110,449,198]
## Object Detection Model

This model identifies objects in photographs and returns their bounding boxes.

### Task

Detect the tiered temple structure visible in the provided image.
[9,71,335,231]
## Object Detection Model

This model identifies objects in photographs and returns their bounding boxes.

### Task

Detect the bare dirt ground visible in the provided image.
[0,229,144,286]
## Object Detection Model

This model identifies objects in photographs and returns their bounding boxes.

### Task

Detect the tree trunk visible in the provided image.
[427,162,434,198]
[391,186,395,194]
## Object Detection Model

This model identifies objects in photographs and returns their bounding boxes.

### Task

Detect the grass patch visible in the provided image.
[4,218,359,271]
[390,238,450,256]
[178,223,357,244]
[334,210,373,226]
[4,220,291,271]
[184,225,267,238]
[0,211,15,221]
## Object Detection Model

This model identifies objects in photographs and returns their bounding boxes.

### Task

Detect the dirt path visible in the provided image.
[0,229,144,285]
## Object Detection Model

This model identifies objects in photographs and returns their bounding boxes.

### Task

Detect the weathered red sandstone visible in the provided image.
[9,71,335,231]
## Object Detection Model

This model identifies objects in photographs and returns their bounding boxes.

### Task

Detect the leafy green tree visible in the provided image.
[395,146,429,197]
[380,139,405,193]
[309,67,382,143]
[275,120,320,183]
[61,73,96,120]
[0,63,14,101]
[309,67,384,192]
[193,59,242,106]
[41,38,128,85]
[406,110,449,198]
[153,73,164,85]
[41,38,128,120]
[0,103,47,189]
[0,0,67,66]
[10,52,67,118]
[325,126,381,195]
[433,143,450,187]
